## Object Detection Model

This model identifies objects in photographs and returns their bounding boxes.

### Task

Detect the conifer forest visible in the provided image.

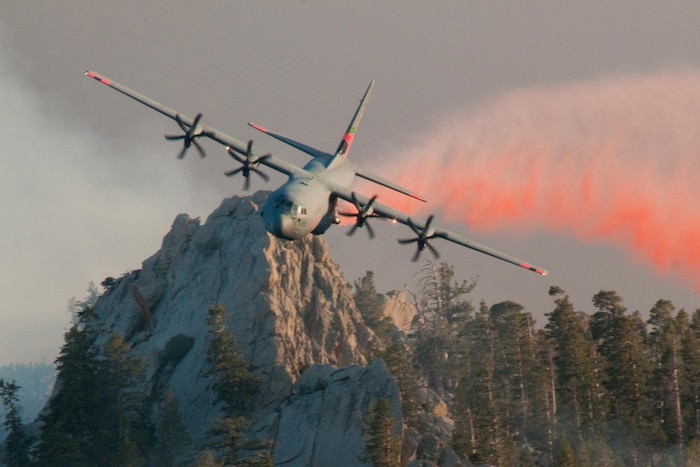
[356,262,700,466]
[5,261,700,466]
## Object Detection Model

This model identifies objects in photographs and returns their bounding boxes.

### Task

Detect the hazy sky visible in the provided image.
[3,1,700,365]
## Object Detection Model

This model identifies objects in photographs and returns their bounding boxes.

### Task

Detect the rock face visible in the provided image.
[381,290,416,333]
[86,192,400,464]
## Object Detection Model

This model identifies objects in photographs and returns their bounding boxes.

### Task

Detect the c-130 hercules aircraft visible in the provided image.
[85,71,547,275]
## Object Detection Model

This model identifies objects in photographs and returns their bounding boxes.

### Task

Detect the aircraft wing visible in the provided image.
[84,71,306,178]
[85,71,547,275]
[322,179,548,275]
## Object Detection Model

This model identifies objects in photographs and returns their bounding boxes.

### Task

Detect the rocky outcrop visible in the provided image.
[273,360,402,465]
[381,290,416,332]
[85,192,397,464]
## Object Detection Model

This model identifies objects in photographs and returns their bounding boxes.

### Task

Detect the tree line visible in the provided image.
[5,262,700,465]
[354,262,700,466]
[0,304,267,466]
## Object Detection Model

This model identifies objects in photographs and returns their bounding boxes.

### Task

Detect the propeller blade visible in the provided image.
[412,247,422,262]
[166,113,208,159]
[223,143,270,190]
[174,114,188,132]
[365,221,376,239]
[342,193,380,239]
[191,113,203,131]
[177,145,188,160]
[225,167,244,177]
[397,238,419,245]
[193,139,206,159]
[398,215,440,261]
[426,242,441,260]
[252,168,270,182]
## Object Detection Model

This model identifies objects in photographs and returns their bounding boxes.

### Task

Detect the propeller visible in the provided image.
[338,193,381,239]
[225,140,271,190]
[164,113,210,159]
[397,215,441,262]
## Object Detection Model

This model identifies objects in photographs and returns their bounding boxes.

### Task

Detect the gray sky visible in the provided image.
[3,1,700,365]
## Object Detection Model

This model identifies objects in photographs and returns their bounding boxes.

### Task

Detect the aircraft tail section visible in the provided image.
[334,80,375,158]
[249,80,375,166]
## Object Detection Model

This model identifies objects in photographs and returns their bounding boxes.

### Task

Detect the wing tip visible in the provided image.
[84,70,111,86]
[248,122,267,133]
[409,193,428,203]
[521,263,548,276]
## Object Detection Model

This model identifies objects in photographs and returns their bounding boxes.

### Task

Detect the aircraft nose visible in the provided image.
[262,210,281,236]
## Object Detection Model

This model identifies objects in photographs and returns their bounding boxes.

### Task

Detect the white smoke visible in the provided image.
[0,41,223,364]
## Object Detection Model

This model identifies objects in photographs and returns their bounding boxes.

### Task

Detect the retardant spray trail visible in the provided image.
[373,71,700,291]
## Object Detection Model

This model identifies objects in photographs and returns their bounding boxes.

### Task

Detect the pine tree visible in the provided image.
[353,271,395,346]
[205,305,266,465]
[489,300,544,449]
[0,379,30,467]
[411,261,475,397]
[453,302,516,465]
[100,333,148,466]
[353,270,385,329]
[35,308,147,467]
[382,339,421,429]
[545,287,607,440]
[153,390,192,466]
[648,299,685,449]
[684,310,700,440]
[591,291,654,463]
[554,435,576,466]
[206,305,259,414]
[362,398,401,467]
[34,318,102,466]
[193,450,223,467]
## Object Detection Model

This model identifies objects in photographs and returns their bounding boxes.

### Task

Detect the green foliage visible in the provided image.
[362,398,402,467]
[554,436,576,466]
[207,416,251,465]
[382,339,421,429]
[67,281,100,325]
[0,361,54,441]
[353,271,396,348]
[546,287,607,435]
[34,309,148,467]
[411,261,476,397]
[393,262,700,465]
[204,305,270,465]
[193,450,223,467]
[0,379,30,467]
[353,270,385,329]
[205,305,259,414]
[153,391,192,467]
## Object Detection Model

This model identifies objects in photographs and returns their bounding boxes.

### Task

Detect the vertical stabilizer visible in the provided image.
[334,80,375,158]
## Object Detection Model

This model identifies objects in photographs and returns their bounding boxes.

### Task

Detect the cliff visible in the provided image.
[79,192,401,465]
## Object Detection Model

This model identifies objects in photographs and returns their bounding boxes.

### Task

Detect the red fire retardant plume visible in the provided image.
[372,71,700,290]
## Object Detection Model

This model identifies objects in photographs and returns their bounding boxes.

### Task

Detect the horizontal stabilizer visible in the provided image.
[249,123,331,160]
[351,162,427,202]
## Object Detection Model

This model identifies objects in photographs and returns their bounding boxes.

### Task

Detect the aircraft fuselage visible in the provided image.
[261,158,355,239]
[84,70,549,275]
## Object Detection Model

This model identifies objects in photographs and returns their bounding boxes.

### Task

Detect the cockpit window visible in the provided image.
[274,197,306,216]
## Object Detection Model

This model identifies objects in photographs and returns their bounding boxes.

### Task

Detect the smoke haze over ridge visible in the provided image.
[5,1,700,365]
[377,71,700,291]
